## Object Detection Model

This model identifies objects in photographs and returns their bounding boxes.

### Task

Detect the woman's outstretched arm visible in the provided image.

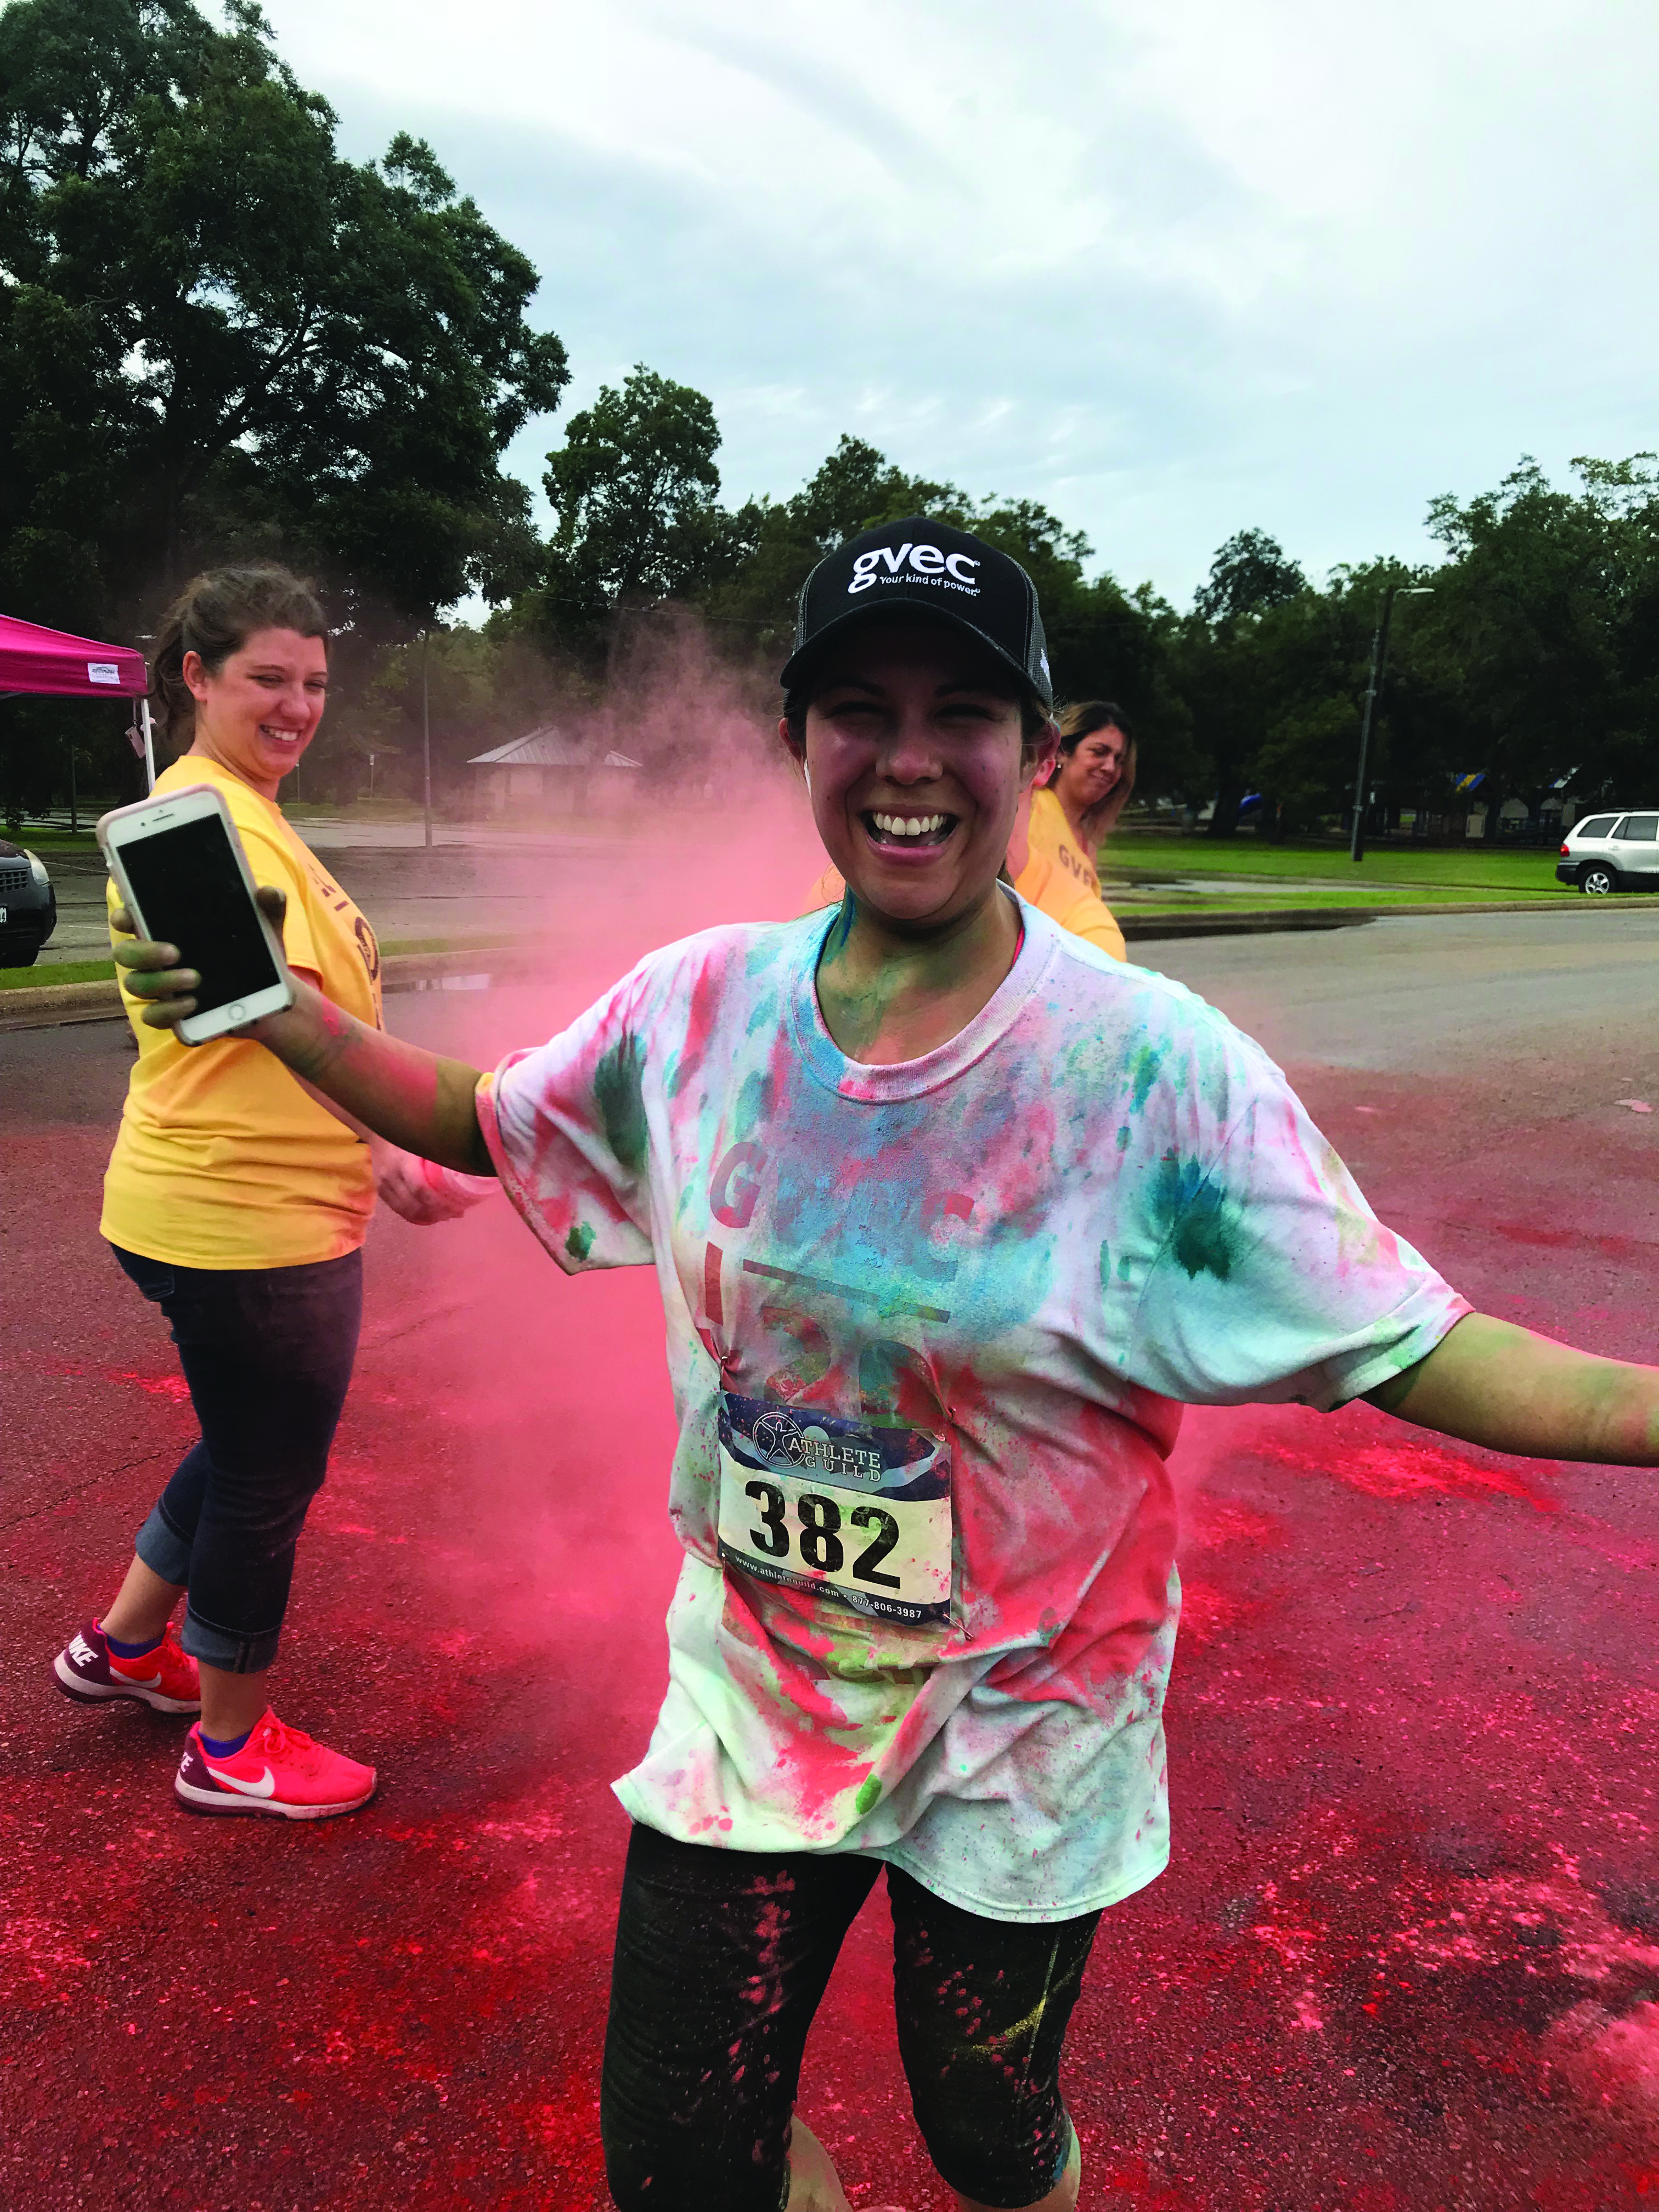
[1365,1312,1659,1464]
[115,888,494,1177]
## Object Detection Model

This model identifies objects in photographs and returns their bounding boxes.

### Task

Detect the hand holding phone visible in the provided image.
[98,786,295,1045]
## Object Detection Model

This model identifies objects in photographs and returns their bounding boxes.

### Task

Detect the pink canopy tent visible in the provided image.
[0,611,155,791]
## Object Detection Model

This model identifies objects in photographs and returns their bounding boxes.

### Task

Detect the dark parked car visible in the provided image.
[0,838,58,964]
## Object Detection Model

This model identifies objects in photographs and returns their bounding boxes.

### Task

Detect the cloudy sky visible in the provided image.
[267,0,1658,606]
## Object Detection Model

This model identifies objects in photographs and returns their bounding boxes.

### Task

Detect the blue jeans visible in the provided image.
[113,1243,363,1673]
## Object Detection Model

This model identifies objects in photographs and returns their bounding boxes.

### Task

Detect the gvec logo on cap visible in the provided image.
[848,543,980,595]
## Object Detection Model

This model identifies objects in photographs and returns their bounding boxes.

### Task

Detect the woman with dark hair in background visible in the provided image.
[52,565,483,1821]
[1013,698,1137,960]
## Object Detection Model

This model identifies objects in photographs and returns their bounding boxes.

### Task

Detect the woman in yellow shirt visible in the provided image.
[1017,698,1137,959]
[53,566,477,1821]
[800,698,1134,959]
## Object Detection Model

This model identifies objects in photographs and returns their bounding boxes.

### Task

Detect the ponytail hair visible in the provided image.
[150,566,329,747]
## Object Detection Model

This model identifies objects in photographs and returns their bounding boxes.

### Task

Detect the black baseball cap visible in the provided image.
[780,516,1054,712]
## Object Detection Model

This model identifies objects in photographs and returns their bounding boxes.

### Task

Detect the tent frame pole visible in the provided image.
[140,698,156,793]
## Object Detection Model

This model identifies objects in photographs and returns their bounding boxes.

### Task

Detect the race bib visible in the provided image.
[716,1392,952,1628]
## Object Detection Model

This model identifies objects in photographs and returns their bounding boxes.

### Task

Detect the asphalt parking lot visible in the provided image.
[4,900,1658,2211]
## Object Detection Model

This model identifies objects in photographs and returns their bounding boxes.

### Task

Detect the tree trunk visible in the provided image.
[1206,772,1243,837]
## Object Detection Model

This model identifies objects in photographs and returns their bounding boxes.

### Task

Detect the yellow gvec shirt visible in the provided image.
[100,755,385,1270]
[801,786,1126,962]
[1020,787,1126,960]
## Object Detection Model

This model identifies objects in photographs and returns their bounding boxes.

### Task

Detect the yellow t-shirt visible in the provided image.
[100,755,385,1269]
[800,787,1126,962]
[1021,787,1126,960]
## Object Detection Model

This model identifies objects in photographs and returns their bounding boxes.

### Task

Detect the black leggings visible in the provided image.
[601,1823,1100,2212]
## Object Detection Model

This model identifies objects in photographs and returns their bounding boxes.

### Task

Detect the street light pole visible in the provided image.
[1350,585,1433,863]
[421,627,433,852]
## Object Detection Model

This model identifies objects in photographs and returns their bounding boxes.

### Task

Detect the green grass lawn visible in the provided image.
[5,826,101,853]
[0,957,116,991]
[379,932,541,957]
[280,799,424,823]
[1104,834,1564,893]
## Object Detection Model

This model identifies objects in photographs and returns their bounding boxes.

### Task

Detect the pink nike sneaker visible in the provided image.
[174,1709,376,1821]
[53,1618,201,1714]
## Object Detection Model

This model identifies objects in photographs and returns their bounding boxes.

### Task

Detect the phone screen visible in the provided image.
[118,814,283,1014]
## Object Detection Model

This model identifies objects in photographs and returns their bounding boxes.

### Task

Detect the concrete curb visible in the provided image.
[1121,896,1591,940]
[1122,908,1368,943]
[0,977,123,1029]
[0,899,1610,1029]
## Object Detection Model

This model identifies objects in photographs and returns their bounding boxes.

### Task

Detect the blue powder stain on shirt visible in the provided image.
[756,1081,1054,1340]
[595,1033,648,1173]
[734,1064,775,1138]
[1154,1154,1243,1282]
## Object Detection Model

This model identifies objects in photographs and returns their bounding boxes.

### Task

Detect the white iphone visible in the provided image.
[98,784,295,1045]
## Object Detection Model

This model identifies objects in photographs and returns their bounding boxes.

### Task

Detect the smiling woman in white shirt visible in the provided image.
[111,518,1659,2212]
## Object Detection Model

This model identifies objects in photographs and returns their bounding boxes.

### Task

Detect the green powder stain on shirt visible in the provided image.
[566,1221,595,1261]
[1128,1041,1166,1111]
[1156,1153,1244,1282]
[595,1032,648,1173]
[855,1774,883,1816]
[1116,1124,1132,1152]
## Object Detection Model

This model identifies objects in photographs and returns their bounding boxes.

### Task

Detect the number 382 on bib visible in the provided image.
[716,1393,951,1628]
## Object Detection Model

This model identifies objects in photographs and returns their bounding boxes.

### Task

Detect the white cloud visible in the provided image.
[264,0,1659,602]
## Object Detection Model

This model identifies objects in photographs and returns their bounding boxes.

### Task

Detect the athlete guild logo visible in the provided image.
[847,543,981,595]
[751,1410,808,1466]
[354,913,381,984]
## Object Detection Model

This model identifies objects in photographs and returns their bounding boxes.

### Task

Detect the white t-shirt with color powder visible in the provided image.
[477,903,1468,1923]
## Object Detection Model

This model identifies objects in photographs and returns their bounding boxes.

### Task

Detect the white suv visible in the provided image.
[1557,811,1659,894]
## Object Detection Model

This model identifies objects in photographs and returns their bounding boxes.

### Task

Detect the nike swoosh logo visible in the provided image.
[115,1670,162,1689]
[205,1763,275,1798]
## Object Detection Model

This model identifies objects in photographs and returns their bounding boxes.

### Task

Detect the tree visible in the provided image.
[1417,459,1640,832]
[1180,529,1309,834]
[539,365,741,636]
[0,0,569,633]
[1193,528,1306,624]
